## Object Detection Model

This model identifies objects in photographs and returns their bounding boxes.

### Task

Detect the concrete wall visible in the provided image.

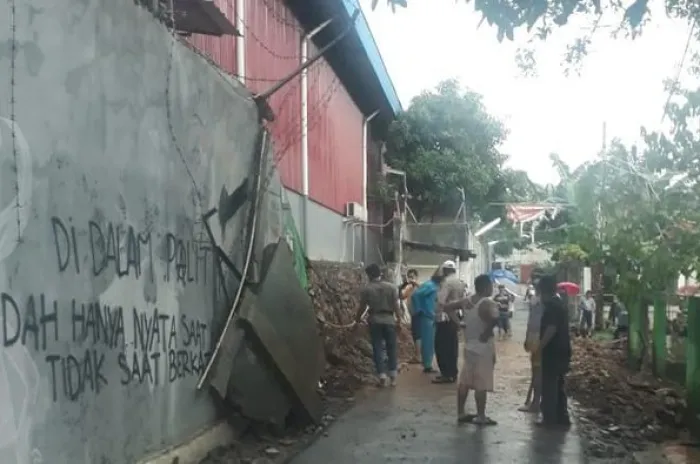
[498,246,552,265]
[285,190,382,264]
[0,2,259,463]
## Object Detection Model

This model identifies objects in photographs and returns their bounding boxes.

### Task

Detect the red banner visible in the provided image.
[506,204,549,223]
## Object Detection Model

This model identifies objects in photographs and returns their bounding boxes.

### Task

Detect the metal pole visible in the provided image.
[300,18,334,255]
[235,0,245,83]
[457,187,469,279]
[362,109,379,263]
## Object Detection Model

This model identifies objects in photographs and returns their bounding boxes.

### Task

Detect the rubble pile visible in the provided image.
[307,261,413,396]
[568,337,688,454]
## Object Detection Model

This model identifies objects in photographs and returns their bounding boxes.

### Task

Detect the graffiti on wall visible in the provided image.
[0,117,220,462]
[0,118,47,464]
[2,214,214,403]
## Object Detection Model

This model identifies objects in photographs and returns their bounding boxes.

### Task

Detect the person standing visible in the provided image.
[400,269,421,364]
[355,263,402,387]
[535,275,572,427]
[453,274,500,425]
[579,290,595,336]
[493,284,512,339]
[433,260,463,384]
[520,284,544,413]
[411,273,443,373]
[609,294,624,328]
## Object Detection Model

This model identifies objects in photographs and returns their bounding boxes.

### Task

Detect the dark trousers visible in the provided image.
[434,320,458,379]
[369,323,398,376]
[541,362,569,424]
[498,311,511,332]
[580,311,593,334]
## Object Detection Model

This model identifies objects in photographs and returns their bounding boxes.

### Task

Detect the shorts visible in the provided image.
[410,314,421,341]
[459,348,495,392]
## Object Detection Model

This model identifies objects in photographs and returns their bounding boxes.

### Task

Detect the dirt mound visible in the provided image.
[307,261,413,397]
[568,337,688,455]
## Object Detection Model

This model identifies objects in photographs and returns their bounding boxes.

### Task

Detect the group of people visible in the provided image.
[356,261,573,428]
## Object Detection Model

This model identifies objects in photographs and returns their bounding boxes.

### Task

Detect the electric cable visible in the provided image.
[661,21,696,124]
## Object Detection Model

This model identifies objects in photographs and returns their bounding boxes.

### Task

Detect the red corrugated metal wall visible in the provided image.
[307,42,364,214]
[188,0,237,74]
[244,0,303,193]
[189,0,364,212]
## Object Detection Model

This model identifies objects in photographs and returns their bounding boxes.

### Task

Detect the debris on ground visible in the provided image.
[568,336,689,457]
[308,260,414,397]
[198,261,414,463]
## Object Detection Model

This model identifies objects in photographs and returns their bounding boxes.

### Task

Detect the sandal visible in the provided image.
[457,414,476,423]
[432,376,456,384]
[472,416,498,426]
[518,405,539,413]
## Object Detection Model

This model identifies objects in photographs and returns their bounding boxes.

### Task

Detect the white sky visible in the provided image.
[360,0,693,185]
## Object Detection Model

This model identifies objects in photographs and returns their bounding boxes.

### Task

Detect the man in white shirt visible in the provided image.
[579,290,595,336]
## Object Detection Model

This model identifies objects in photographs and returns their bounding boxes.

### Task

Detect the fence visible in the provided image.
[625,295,700,425]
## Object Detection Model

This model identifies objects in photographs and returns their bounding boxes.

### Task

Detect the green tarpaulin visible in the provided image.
[280,190,308,289]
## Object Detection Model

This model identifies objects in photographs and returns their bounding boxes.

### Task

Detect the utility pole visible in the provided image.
[592,120,607,330]
[455,187,469,279]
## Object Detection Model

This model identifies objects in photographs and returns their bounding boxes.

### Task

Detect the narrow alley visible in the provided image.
[292,311,586,464]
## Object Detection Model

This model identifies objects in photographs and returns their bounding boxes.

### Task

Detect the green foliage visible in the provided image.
[373,0,696,71]
[536,122,700,299]
[551,243,588,263]
[384,79,511,220]
[375,0,668,39]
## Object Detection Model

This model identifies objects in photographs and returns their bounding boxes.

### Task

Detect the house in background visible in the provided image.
[190,0,402,264]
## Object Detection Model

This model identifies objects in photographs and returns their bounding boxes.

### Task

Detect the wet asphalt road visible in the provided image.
[292,309,587,464]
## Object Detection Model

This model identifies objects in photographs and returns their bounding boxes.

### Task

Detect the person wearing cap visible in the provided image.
[433,259,464,384]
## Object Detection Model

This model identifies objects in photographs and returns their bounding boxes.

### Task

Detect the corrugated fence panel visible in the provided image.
[307,43,363,214]
[188,0,237,75]
[245,0,303,193]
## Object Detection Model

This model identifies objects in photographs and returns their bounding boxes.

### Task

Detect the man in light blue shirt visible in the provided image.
[411,273,444,373]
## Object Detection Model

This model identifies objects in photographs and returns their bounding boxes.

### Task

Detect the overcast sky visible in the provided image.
[359,0,693,185]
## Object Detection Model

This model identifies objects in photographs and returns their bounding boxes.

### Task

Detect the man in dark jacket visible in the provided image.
[535,275,572,427]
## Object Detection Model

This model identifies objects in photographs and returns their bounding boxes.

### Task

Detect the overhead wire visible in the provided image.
[661,20,696,124]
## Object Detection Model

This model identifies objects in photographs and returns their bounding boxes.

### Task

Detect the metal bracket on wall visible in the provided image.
[253,9,361,122]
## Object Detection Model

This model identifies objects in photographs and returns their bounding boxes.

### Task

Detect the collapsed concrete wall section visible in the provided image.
[0,1,260,463]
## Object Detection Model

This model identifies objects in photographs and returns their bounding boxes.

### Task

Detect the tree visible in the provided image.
[384,79,509,220]
[536,130,700,308]
[373,0,697,72]
[375,0,694,41]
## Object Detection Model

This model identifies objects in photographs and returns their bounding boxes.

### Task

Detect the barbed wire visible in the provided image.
[9,0,20,242]
[260,0,305,32]
[240,17,300,61]
[259,76,342,192]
